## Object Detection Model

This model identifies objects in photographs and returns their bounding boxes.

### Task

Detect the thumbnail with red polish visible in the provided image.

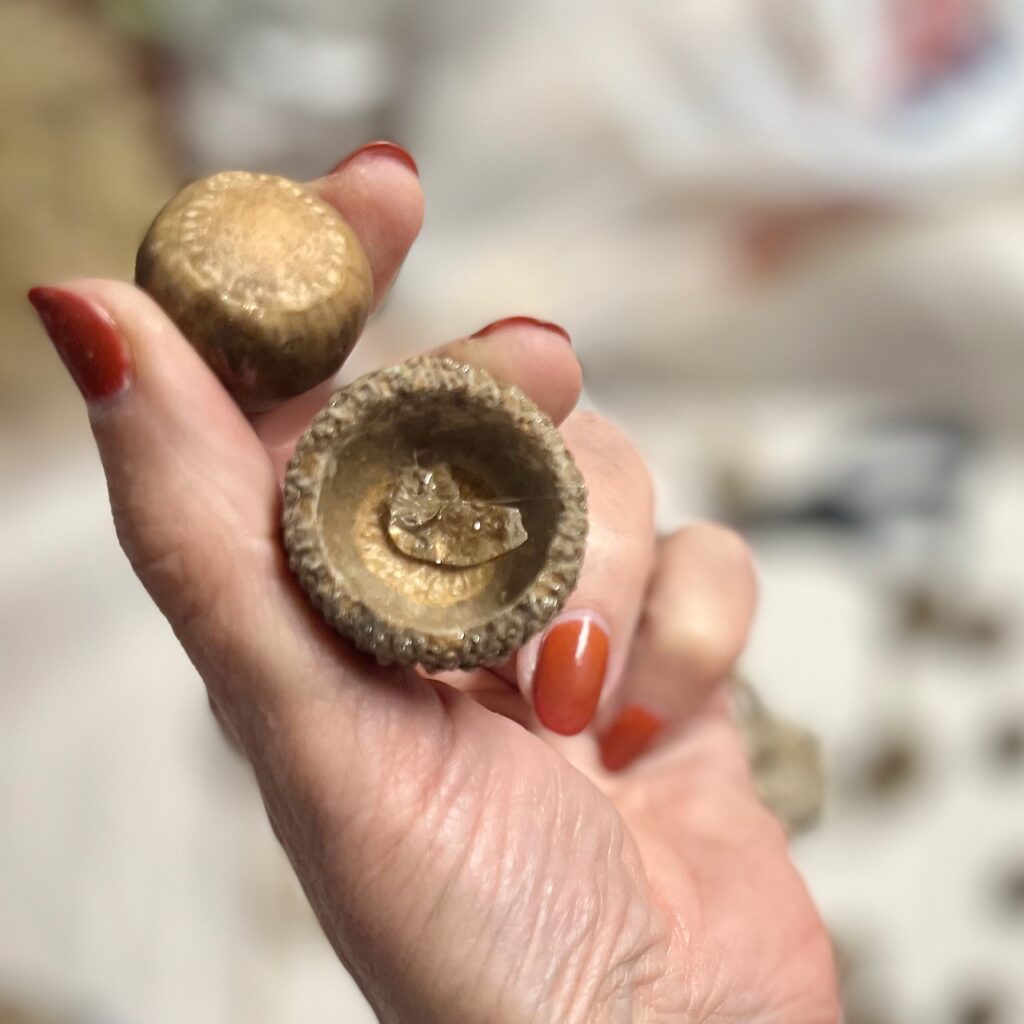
[28,287,132,402]
[533,618,609,735]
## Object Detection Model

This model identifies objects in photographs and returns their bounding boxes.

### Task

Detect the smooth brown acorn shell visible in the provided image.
[282,356,588,670]
[135,171,372,411]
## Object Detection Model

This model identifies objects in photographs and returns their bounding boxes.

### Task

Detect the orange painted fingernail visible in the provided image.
[599,705,666,772]
[331,140,418,176]
[533,617,608,735]
[470,316,571,345]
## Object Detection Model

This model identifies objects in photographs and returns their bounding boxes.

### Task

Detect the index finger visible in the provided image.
[308,140,424,309]
[250,141,425,442]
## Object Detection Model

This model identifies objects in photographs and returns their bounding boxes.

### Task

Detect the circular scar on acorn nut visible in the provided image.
[283,356,588,670]
[136,171,372,410]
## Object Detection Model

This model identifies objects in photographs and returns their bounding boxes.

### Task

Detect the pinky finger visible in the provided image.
[597,523,758,772]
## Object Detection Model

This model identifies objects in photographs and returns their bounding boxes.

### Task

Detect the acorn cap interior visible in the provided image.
[283,357,588,670]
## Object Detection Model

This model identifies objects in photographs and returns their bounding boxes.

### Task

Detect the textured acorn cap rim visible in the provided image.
[281,356,588,669]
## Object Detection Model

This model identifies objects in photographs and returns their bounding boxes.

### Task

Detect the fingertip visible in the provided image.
[28,283,134,406]
[60,277,191,355]
[660,523,759,629]
[440,319,583,426]
[61,278,228,398]
[620,523,758,727]
[252,316,584,481]
[309,140,425,305]
[50,278,265,473]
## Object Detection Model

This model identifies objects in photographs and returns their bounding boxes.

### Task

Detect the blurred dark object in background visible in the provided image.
[986,718,1024,771]
[718,416,976,534]
[736,677,826,834]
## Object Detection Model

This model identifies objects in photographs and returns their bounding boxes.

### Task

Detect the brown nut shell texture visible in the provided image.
[282,356,588,670]
[136,171,372,410]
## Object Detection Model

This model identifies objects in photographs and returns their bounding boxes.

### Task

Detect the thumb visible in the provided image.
[29,279,277,617]
[26,279,378,728]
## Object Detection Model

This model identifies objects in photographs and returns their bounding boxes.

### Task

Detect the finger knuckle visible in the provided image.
[655,607,744,684]
[112,503,232,636]
[137,544,232,635]
[672,521,758,591]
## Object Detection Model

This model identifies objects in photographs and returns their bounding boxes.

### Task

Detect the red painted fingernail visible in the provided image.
[331,140,418,177]
[471,316,571,345]
[28,287,133,403]
[533,617,609,735]
[599,705,666,772]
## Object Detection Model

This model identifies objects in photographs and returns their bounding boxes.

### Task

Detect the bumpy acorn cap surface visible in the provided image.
[135,171,373,411]
[282,356,588,670]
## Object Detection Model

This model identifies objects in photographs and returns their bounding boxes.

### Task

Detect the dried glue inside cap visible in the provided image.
[283,356,588,670]
[136,171,373,411]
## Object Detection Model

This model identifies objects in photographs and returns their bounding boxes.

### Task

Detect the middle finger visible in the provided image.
[508,409,657,736]
[257,317,584,480]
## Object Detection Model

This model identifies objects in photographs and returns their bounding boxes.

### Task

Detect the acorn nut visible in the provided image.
[283,356,588,670]
[136,171,373,410]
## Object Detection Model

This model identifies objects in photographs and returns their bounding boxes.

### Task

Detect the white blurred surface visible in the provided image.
[0,436,375,1022]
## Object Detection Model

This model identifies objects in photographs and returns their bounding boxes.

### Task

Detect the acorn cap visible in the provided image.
[135,171,373,411]
[282,356,588,670]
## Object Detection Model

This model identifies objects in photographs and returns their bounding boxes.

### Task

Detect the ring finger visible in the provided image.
[508,410,657,736]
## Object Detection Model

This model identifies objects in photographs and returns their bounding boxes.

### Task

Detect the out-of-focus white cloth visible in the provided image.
[412,0,1024,206]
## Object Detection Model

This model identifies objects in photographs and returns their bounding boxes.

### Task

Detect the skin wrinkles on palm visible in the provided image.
[57,148,839,1024]
[198,504,834,1023]
[243,634,831,1023]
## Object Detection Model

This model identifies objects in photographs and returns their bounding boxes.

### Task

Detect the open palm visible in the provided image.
[31,144,838,1023]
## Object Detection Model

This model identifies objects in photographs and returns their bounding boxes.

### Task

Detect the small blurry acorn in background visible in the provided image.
[135,171,372,411]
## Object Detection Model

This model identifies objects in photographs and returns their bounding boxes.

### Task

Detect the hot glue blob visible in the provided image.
[387,463,528,567]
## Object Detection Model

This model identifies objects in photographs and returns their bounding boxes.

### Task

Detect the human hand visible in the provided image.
[29,141,839,1024]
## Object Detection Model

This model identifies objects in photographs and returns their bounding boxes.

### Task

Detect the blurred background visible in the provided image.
[2,0,1023,1021]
